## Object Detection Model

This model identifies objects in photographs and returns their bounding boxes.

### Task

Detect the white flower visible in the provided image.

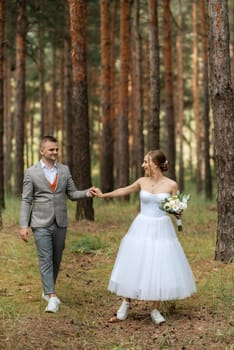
[159,192,191,231]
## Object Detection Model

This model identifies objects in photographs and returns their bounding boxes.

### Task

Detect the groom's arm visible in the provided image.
[19,171,34,241]
[65,166,94,200]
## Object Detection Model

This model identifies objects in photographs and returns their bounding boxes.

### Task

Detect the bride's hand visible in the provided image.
[175,211,183,219]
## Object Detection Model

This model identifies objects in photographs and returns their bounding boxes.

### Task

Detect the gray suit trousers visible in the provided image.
[32,222,66,295]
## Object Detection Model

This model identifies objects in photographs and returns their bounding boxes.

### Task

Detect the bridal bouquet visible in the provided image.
[159,192,191,231]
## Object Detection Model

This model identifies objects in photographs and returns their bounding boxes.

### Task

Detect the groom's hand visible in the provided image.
[88,187,102,197]
[20,227,30,242]
[88,186,98,197]
[91,187,103,197]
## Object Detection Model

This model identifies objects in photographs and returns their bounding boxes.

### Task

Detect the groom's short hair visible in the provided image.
[40,135,58,148]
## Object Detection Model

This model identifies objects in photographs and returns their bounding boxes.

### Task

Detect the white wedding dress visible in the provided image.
[108,191,196,301]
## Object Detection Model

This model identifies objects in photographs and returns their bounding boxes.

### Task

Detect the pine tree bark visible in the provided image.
[59,48,65,160]
[163,0,176,180]
[200,0,212,199]
[132,0,144,178]
[64,35,74,172]
[14,0,27,196]
[68,0,94,220]
[100,0,114,193]
[49,47,56,135]
[29,99,35,166]
[110,0,118,185]
[38,17,45,138]
[207,0,234,263]
[176,0,184,192]
[110,0,118,183]
[117,0,131,190]
[0,0,4,212]
[192,0,203,193]
[231,2,234,89]
[3,59,13,194]
[148,0,160,150]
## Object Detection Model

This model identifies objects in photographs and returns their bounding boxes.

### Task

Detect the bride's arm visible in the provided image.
[94,180,141,198]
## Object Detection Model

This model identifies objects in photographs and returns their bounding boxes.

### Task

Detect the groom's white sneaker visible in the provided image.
[45,296,61,313]
[117,300,130,320]
[42,292,61,304]
[42,292,49,302]
[150,309,166,324]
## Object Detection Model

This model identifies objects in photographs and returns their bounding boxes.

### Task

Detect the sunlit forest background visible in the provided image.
[2,0,223,192]
[0,0,234,261]
[0,2,233,348]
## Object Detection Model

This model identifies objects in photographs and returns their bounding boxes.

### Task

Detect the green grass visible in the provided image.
[70,236,106,254]
[0,190,233,350]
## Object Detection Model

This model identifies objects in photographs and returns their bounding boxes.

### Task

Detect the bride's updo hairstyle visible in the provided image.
[147,150,169,172]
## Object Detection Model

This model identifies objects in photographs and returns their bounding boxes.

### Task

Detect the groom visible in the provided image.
[19,135,95,313]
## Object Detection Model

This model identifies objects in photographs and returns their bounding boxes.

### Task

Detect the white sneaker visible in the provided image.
[42,293,49,302]
[42,293,61,304]
[117,300,130,320]
[45,297,60,313]
[150,309,166,324]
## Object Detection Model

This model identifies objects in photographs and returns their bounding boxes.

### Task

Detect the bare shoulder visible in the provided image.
[164,177,178,192]
[137,177,149,186]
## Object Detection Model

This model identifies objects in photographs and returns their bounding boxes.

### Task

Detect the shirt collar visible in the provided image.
[40,159,57,170]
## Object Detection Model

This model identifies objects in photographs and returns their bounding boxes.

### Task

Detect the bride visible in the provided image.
[92,150,196,324]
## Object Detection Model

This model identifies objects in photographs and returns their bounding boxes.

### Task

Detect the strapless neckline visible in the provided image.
[140,190,170,196]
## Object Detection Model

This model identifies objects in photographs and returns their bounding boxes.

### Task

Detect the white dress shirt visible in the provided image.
[40,160,57,184]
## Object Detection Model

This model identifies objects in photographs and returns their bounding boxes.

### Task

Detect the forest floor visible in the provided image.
[0,199,233,350]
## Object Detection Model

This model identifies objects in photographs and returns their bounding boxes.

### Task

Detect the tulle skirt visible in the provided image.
[108,213,196,301]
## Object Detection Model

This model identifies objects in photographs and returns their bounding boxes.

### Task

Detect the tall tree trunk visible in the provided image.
[207,0,234,263]
[59,48,65,160]
[38,16,45,138]
[100,0,114,193]
[49,47,56,135]
[29,98,35,166]
[231,2,234,89]
[110,0,118,185]
[4,59,13,194]
[64,36,73,172]
[132,0,144,178]
[14,0,27,196]
[192,0,203,193]
[163,0,176,180]
[117,0,131,191]
[176,0,184,192]
[200,0,212,200]
[68,0,94,220]
[0,0,4,212]
[148,0,160,150]
[25,101,29,168]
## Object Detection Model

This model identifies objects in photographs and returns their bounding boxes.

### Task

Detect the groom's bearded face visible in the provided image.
[40,141,59,163]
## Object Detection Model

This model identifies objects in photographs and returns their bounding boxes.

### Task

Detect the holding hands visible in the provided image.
[89,187,103,197]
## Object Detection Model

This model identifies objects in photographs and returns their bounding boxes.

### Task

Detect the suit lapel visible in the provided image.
[35,162,53,191]
[55,164,63,191]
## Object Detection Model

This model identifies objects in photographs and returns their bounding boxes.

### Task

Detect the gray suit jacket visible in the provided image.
[20,162,89,228]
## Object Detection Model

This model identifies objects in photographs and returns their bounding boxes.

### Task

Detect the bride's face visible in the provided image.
[142,155,152,175]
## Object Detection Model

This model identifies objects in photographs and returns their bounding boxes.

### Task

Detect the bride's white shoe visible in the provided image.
[150,309,166,324]
[116,300,130,320]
